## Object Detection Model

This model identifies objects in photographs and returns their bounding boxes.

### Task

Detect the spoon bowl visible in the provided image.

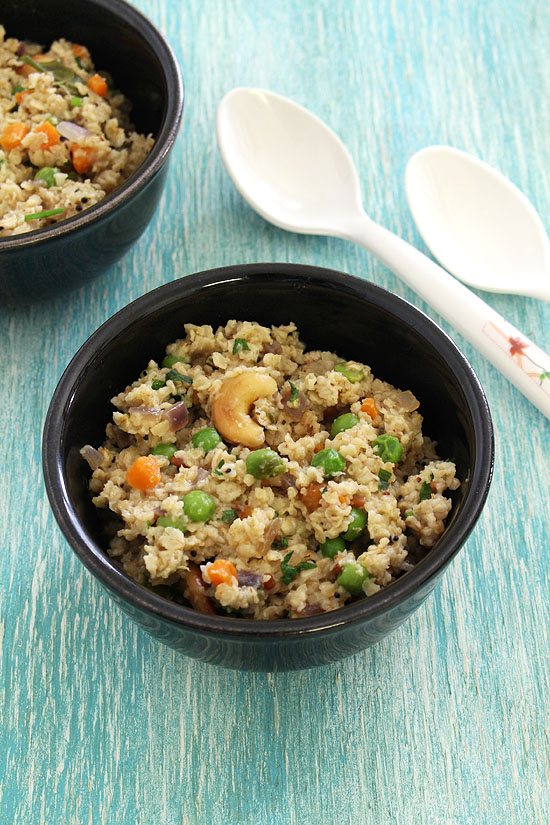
[216,88,364,235]
[405,146,550,301]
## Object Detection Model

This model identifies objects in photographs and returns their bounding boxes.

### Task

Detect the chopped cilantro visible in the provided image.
[280,551,317,585]
[151,379,165,390]
[221,509,238,523]
[419,481,432,501]
[165,369,192,384]
[271,536,289,550]
[12,83,25,95]
[378,468,392,491]
[233,338,250,354]
[288,381,300,407]
[214,459,225,476]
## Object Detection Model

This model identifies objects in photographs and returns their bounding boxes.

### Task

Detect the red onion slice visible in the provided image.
[80,444,102,470]
[237,570,263,588]
[163,401,189,431]
[57,120,91,141]
[281,385,310,421]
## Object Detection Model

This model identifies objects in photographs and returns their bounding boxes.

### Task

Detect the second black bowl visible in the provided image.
[0,0,183,302]
[42,264,494,670]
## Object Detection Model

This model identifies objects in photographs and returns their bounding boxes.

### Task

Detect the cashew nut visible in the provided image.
[211,371,277,448]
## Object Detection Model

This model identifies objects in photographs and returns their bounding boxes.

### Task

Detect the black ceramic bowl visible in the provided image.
[0,0,183,303]
[43,264,494,670]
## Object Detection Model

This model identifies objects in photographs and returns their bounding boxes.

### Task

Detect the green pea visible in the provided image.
[341,507,367,541]
[371,434,403,463]
[151,379,165,390]
[330,412,359,438]
[191,427,222,453]
[70,95,83,107]
[183,490,216,522]
[150,443,177,459]
[337,562,370,595]
[334,363,365,383]
[161,354,187,369]
[245,448,285,479]
[156,515,187,532]
[319,537,347,558]
[311,448,346,477]
[34,166,58,188]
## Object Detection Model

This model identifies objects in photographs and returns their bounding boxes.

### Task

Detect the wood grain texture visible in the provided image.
[1,1,549,822]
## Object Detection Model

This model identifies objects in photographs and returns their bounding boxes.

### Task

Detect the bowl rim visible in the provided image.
[0,0,183,250]
[42,263,494,639]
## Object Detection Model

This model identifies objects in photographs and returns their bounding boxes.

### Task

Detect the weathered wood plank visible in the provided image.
[1,0,549,822]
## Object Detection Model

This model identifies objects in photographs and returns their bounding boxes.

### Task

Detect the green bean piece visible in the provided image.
[150,443,177,459]
[319,537,347,558]
[245,448,285,479]
[334,363,365,383]
[341,507,368,541]
[34,166,58,188]
[156,515,187,532]
[330,412,360,438]
[191,427,222,453]
[311,448,346,477]
[371,434,403,463]
[183,490,216,522]
[24,207,64,221]
[337,562,370,595]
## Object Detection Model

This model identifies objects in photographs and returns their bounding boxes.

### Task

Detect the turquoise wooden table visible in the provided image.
[2,1,549,822]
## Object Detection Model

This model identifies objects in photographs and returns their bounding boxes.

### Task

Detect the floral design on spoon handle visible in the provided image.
[483,321,550,395]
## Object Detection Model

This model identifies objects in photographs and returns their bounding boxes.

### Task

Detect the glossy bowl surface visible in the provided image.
[42,264,494,670]
[0,0,183,303]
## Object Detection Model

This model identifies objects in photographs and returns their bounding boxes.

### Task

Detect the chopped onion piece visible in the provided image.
[163,401,189,431]
[57,120,91,141]
[281,385,310,421]
[128,405,161,423]
[237,570,263,588]
[80,444,102,470]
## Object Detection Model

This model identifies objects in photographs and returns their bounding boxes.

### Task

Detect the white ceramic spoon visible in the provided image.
[216,88,550,419]
[406,145,550,301]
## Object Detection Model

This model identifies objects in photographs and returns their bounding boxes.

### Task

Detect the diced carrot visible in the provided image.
[298,482,325,512]
[0,122,29,151]
[338,495,348,505]
[15,88,33,105]
[238,504,253,519]
[126,455,161,491]
[208,559,238,587]
[34,121,60,148]
[70,144,97,175]
[87,73,107,97]
[71,44,86,58]
[360,397,379,419]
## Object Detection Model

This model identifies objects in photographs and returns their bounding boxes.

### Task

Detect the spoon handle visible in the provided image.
[344,214,550,419]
